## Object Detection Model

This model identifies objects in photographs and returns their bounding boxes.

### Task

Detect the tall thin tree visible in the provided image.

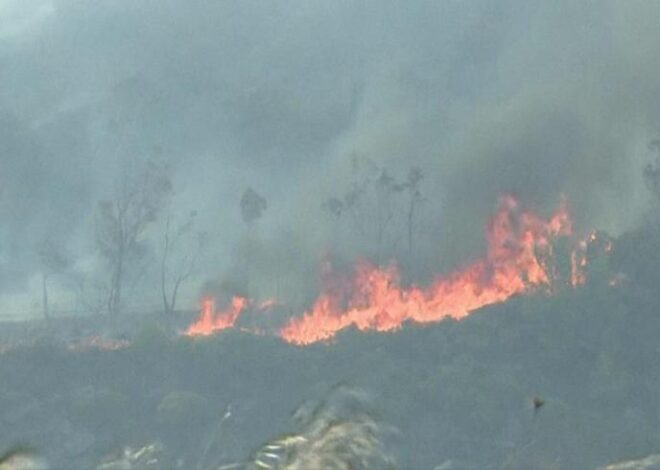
[95,160,172,315]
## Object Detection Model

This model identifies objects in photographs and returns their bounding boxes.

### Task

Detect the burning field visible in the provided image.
[0,195,608,355]
[0,192,656,469]
[186,196,612,345]
[6,2,660,467]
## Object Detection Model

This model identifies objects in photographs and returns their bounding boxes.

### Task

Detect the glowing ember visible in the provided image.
[279,196,574,345]
[186,296,247,336]
[571,241,588,287]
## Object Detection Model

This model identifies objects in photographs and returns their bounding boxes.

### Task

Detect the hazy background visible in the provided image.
[1,0,659,318]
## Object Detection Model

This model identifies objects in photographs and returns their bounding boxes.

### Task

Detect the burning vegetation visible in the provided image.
[186,297,248,337]
[186,196,613,345]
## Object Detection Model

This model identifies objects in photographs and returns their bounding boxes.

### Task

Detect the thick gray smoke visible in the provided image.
[1,0,659,316]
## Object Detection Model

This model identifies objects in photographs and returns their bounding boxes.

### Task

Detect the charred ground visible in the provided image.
[1,222,660,469]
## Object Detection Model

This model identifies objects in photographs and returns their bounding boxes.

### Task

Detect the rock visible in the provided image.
[96,442,163,470]
[599,454,660,470]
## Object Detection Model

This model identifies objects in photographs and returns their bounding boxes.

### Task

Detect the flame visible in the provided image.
[186,296,247,336]
[185,196,606,346]
[279,196,574,345]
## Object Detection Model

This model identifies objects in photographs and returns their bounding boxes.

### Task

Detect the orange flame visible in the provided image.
[279,196,574,345]
[185,196,600,346]
[186,296,247,336]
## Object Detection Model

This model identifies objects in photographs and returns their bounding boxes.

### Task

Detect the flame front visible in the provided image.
[280,196,574,345]
[186,196,591,345]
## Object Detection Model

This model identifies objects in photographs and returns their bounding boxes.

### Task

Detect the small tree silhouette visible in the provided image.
[36,238,71,320]
[95,160,172,315]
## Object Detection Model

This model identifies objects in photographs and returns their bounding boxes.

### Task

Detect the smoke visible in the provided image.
[1,1,660,315]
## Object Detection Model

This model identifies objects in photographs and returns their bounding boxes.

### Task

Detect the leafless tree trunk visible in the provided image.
[405,166,424,258]
[406,189,424,255]
[37,237,70,321]
[108,236,125,315]
[96,160,172,315]
[161,211,204,315]
[240,188,267,298]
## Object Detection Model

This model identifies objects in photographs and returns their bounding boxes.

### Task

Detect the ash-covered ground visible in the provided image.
[2,253,660,469]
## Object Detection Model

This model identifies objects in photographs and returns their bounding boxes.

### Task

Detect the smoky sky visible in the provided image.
[1,0,660,314]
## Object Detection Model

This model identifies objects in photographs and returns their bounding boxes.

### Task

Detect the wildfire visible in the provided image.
[280,196,575,344]
[186,196,603,345]
[186,296,247,336]
[571,241,588,287]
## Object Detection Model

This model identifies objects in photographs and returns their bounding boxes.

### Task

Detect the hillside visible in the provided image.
[1,270,659,469]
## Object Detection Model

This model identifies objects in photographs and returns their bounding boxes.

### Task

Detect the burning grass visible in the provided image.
[187,196,612,345]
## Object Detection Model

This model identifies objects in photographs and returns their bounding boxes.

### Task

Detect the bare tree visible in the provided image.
[322,158,425,263]
[373,169,400,261]
[404,166,425,256]
[36,238,70,321]
[160,210,207,315]
[95,160,172,315]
